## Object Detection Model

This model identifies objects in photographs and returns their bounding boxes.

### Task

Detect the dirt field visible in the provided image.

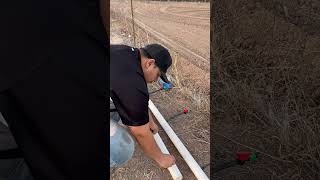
[212,0,320,179]
[111,0,210,71]
[110,0,210,180]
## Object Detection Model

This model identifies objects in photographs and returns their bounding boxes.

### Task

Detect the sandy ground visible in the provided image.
[110,0,210,180]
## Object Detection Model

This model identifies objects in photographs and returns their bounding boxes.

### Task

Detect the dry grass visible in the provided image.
[212,0,320,179]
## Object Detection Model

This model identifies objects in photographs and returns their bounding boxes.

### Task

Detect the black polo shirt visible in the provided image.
[110,45,149,126]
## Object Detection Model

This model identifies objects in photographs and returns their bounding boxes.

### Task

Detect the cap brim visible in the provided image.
[160,72,170,83]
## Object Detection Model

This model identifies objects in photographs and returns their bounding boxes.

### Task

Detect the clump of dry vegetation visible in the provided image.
[212,0,320,179]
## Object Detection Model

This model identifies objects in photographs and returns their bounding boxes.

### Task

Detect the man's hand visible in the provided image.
[149,119,159,134]
[128,122,176,169]
[155,154,176,168]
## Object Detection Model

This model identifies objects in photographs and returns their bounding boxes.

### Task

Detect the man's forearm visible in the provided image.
[130,124,163,162]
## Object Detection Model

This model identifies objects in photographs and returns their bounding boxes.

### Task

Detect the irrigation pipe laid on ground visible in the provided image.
[154,133,183,180]
[149,100,209,180]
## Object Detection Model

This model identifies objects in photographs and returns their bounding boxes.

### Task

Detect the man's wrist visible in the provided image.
[154,153,165,163]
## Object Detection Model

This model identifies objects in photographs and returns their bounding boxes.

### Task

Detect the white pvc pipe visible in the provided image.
[149,100,209,180]
[153,133,183,180]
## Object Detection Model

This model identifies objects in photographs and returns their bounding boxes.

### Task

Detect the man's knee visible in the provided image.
[110,119,135,168]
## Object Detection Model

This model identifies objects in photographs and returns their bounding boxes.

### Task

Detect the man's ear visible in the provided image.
[147,59,155,67]
[149,59,156,66]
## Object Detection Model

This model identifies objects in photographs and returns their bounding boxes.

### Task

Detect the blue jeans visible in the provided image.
[110,111,135,168]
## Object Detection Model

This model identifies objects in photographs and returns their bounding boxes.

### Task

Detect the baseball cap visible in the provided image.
[142,44,172,83]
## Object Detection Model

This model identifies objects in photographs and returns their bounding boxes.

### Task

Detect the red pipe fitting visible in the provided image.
[236,152,250,161]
